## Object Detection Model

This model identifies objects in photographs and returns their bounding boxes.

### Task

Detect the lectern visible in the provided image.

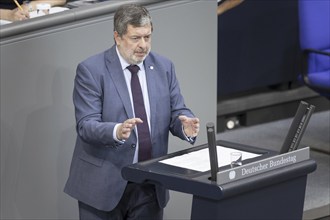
[122,140,316,220]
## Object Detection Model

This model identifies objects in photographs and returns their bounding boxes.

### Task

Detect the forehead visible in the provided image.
[126,24,152,36]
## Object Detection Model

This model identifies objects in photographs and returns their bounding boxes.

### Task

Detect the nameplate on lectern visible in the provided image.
[217,147,310,185]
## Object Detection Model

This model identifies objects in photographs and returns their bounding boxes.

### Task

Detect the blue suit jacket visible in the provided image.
[64,45,195,211]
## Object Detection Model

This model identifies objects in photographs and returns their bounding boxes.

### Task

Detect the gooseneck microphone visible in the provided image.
[207,122,219,182]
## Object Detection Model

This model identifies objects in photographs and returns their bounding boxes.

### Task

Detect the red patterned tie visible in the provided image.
[127,65,152,161]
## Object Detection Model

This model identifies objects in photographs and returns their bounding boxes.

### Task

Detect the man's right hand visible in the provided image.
[116,118,143,140]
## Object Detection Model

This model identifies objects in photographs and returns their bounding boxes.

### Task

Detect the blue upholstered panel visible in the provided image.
[307,49,330,73]
[298,0,330,97]
[299,0,330,50]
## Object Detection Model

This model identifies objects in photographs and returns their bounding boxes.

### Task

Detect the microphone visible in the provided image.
[207,122,219,182]
[280,101,315,154]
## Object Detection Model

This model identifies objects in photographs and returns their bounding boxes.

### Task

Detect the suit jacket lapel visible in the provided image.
[144,58,157,139]
[105,46,134,119]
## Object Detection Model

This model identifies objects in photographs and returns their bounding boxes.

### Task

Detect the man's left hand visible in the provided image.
[179,115,200,137]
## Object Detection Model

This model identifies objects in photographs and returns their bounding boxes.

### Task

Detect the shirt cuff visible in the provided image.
[113,123,125,144]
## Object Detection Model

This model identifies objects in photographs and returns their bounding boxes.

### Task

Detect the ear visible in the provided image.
[114,31,120,46]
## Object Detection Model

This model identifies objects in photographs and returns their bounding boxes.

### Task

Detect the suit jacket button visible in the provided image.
[131,144,136,148]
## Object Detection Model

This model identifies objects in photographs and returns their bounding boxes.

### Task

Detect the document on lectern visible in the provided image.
[160,146,261,172]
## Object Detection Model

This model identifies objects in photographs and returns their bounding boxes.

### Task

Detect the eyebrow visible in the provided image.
[129,33,152,38]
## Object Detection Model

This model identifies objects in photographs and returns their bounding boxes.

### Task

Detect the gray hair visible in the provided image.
[114,4,153,37]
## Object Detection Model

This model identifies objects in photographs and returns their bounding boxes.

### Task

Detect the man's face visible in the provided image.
[115,24,152,65]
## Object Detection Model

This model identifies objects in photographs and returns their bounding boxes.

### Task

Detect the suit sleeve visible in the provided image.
[167,61,196,144]
[73,63,117,146]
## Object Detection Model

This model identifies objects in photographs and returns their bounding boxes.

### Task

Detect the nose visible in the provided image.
[138,38,147,49]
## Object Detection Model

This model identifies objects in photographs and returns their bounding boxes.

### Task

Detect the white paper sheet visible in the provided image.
[0,20,12,25]
[160,146,261,172]
[29,7,69,18]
